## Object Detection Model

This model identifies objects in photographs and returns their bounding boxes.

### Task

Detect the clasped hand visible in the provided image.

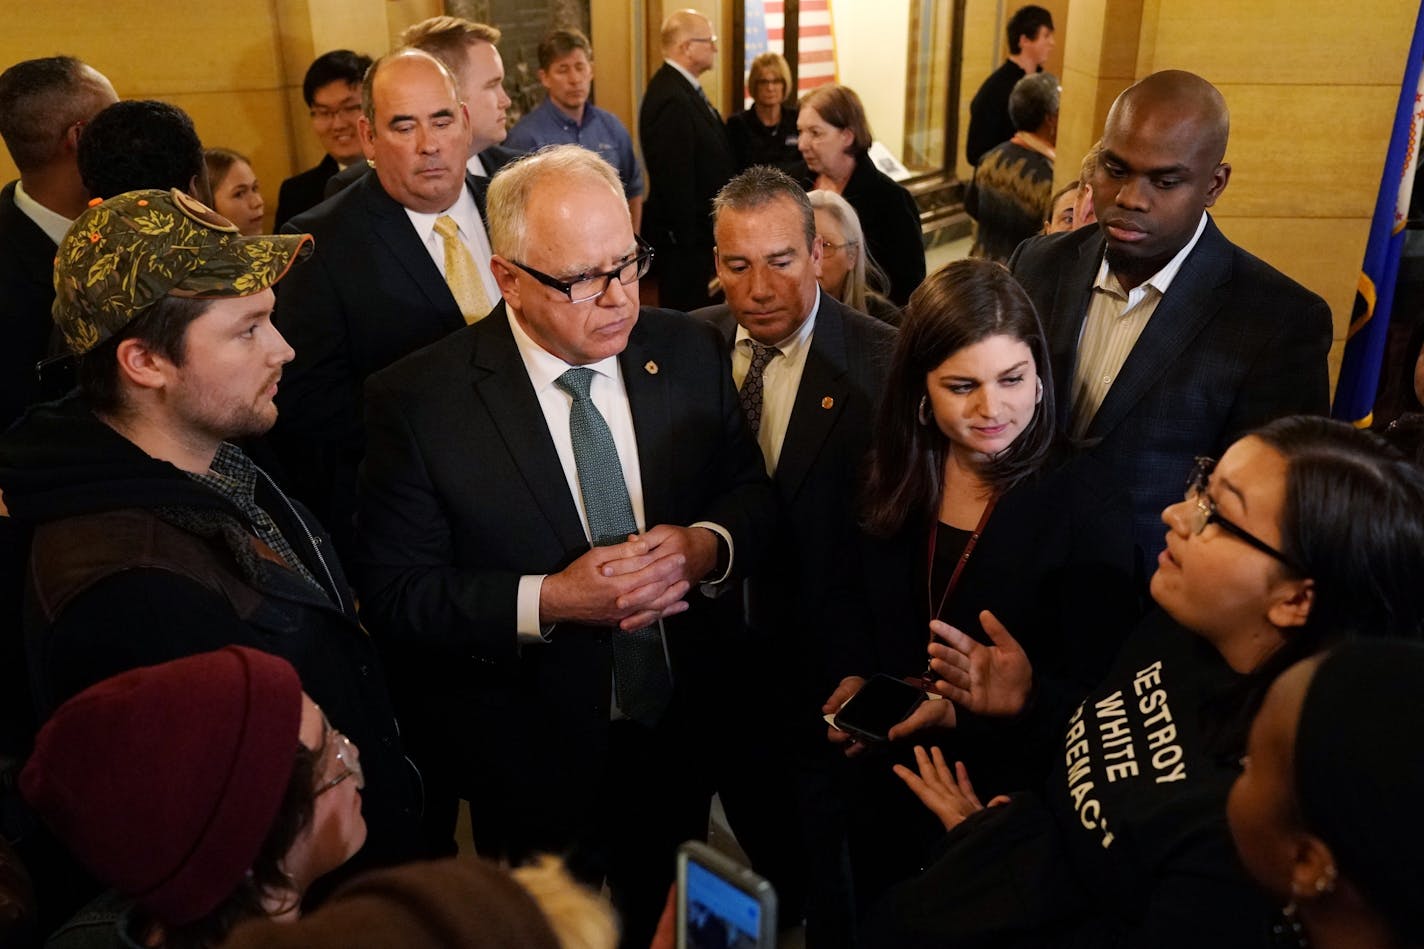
[539,525,718,630]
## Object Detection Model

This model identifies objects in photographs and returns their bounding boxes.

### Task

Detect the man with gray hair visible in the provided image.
[355,144,774,946]
[0,55,116,426]
[693,164,895,941]
[965,71,1060,262]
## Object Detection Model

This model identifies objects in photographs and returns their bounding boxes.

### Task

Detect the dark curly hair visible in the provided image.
[77,99,204,200]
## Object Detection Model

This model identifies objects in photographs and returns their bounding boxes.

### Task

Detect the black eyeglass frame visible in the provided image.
[510,236,654,304]
[1185,457,1304,573]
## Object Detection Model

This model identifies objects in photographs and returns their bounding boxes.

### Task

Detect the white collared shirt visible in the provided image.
[1068,211,1209,437]
[731,288,820,474]
[403,183,500,308]
[668,59,705,92]
[507,311,733,641]
[466,154,488,177]
[13,181,72,246]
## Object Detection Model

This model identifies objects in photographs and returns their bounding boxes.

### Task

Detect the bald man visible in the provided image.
[638,9,735,311]
[1009,70,1331,563]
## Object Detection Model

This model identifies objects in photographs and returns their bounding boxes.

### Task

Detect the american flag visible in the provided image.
[743,0,839,109]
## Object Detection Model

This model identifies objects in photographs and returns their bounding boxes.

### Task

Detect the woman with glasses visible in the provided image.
[808,189,901,326]
[23,647,368,948]
[725,52,807,180]
[824,259,1140,906]
[863,416,1424,948]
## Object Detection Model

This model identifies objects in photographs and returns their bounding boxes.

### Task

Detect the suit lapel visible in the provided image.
[469,304,588,552]
[361,174,468,319]
[619,319,674,527]
[776,298,851,501]
[1048,231,1104,426]
[1086,219,1233,439]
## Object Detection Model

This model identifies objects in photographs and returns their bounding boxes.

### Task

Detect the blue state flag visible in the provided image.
[1332,6,1424,427]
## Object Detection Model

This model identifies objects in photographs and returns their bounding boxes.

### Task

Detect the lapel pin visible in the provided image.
[821,396,834,409]
[644,360,659,375]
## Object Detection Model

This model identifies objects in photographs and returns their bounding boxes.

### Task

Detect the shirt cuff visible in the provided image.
[517,574,553,643]
[690,521,733,594]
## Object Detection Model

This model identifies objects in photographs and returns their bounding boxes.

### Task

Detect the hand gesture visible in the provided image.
[892,745,1010,832]
[886,693,958,741]
[822,675,867,757]
[923,610,1033,717]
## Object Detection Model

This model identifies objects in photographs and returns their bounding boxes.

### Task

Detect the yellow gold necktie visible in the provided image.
[433,215,492,323]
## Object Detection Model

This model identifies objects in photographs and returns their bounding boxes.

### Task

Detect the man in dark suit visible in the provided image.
[355,145,774,948]
[1009,70,1332,561]
[271,48,500,556]
[0,56,116,428]
[274,49,372,228]
[694,166,895,945]
[639,9,736,311]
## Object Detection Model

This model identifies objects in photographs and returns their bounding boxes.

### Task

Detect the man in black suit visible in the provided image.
[274,49,372,228]
[355,145,774,947]
[1009,69,1332,561]
[0,56,116,428]
[639,9,736,311]
[271,48,501,556]
[694,166,895,945]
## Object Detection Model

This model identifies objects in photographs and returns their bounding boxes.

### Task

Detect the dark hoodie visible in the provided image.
[0,395,419,868]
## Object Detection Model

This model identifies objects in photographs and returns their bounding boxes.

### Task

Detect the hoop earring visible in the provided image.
[917,395,931,425]
[1035,376,1044,404]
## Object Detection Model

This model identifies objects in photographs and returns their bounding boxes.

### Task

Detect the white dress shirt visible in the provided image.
[13,181,72,246]
[731,289,820,474]
[507,312,733,641]
[1069,211,1209,437]
[402,183,501,309]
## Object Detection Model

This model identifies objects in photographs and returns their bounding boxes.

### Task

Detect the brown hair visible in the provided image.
[799,84,872,154]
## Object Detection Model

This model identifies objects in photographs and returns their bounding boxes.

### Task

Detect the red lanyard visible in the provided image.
[926,496,997,625]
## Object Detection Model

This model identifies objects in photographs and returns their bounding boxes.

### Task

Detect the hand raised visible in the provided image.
[892,745,1009,832]
[923,610,1033,717]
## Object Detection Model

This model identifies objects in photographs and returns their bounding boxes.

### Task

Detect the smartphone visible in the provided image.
[831,673,925,743]
[676,840,777,949]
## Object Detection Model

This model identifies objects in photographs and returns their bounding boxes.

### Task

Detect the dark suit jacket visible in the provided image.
[694,294,896,708]
[354,302,775,852]
[0,181,59,430]
[639,63,735,254]
[273,154,339,229]
[1008,216,1333,559]
[269,171,484,547]
[841,152,925,306]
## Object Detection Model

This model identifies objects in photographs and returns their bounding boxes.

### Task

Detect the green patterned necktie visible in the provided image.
[555,367,673,726]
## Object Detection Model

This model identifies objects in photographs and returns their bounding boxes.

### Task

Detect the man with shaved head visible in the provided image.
[271,48,491,558]
[1010,70,1331,562]
[639,8,736,311]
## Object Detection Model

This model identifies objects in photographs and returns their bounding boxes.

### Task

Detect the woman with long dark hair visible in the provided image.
[867,416,1424,948]
[824,259,1141,906]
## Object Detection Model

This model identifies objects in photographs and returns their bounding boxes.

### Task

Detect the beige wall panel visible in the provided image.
[1210,83,1399,221]
[591,0,637,131]
[305,0,392,60]
[1143,0,1415,87]
[1216,215,1370,343]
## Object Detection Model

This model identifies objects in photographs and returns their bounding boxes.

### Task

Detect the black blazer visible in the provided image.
[639,62,735,251]
[269,171,482,547]
[0,180,59,429]
[354,302,775,846]
[695,294,896,705]
[273,154,339,229]
[1008,217,1333,560]
[841,152,925,306]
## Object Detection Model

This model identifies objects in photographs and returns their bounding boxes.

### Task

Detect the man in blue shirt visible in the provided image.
[506,29,644,231]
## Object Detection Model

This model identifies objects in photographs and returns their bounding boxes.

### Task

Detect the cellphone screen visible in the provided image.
[834,675,923,740]
[684,857,762,949]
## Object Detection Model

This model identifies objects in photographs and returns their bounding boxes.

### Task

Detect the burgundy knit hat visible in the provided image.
[20,647,303,925]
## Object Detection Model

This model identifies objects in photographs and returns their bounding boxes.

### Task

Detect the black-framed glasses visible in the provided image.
[314,717,364,796]
[1184,457,1302,572]
[510,236,654,304]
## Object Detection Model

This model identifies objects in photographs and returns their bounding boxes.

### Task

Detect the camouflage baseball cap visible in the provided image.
[53,188,314,354]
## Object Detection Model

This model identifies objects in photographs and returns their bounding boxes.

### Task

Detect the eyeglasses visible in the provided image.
[510,236,654,304]
[1184,457,1302,572]
[819,239,858,256]
[752,77,785,86]
[687,35,718,45]
[314,718,364,796]
[309,103,362,125]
